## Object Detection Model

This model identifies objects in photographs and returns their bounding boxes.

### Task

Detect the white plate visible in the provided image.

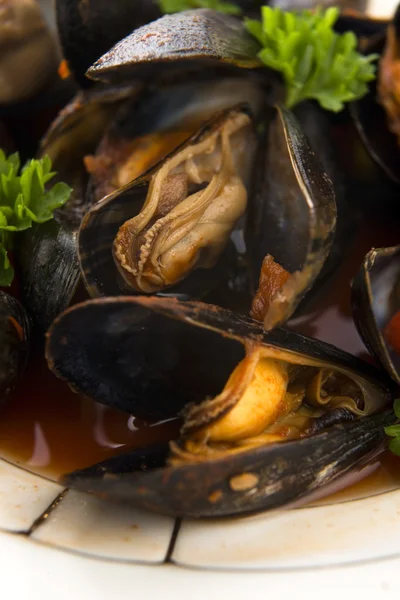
[1,454,400,600]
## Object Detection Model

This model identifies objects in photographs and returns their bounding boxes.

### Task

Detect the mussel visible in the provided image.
[350,3,400,186]
[352,245,400,385]
[0,292,30,405]
[78,96,337,328]
[86,10,262,85]
[16,83,140,334]
[46,296,394,518]
[22,5,347,332]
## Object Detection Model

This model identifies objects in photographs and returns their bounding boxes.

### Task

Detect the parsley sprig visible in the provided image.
[158,0,242,16]
[0,150,72,286]
[385,398,400,456]
[245,6,378,111]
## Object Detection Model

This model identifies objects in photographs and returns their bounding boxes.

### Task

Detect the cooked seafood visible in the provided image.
[45,296,394,517]
[78,99,336,329]
[0,2,397,525]
[16,84,139,333]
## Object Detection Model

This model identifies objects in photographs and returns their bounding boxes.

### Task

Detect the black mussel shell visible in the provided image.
[64,410,394,518]
[45,295,394,419]
[247,104,337,329]
[86,9,262,84]
[45,295,394,518]
[56,0,161,87]
[0,292,30,405]
[16,84,139,335]
[352,245,400,384]
[292,102,354,298]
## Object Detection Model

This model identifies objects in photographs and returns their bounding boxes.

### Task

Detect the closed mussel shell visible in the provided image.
[86,9,262,84]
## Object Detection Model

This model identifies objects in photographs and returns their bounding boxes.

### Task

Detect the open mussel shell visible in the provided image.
[0,292,30,405]
[352,245,400,384]
[16,84,140,334]
[46,296,394,517]
[349,76,400,186]
[78,95,260,300]
[247,104,337,330]
[349,9,400,185]
[86,9,262,84]
[56,0,161,87]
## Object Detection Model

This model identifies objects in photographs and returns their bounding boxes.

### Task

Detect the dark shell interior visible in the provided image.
[352,245,400,384]
[246,104,337,328]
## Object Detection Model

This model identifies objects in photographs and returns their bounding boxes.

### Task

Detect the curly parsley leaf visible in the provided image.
[158,0,242,16]
[0,150,72,287]
[245,6,378,111]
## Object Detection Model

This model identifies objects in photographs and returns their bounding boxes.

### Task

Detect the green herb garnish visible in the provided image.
[158,0,242,16]
[385,398,400,456]
[245,6,378,111]
[0,150,72,286]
